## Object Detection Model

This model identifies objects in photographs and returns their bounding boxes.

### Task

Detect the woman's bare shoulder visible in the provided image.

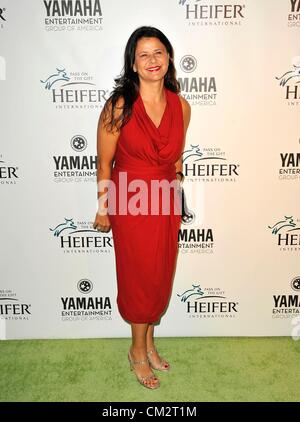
[101,95,124,122]
[104,94,125,114]
[178,94,191,114]
[99,94,125,134]
[178,93,191,128]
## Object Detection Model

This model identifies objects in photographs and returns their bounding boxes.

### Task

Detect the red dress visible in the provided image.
[108,87,184,323]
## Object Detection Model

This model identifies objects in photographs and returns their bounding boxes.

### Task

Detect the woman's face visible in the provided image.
[133,37,170,82]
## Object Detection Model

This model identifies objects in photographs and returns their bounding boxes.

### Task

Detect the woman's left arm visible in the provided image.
[175,95,191,175]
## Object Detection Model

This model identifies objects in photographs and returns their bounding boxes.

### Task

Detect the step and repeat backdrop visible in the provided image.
[0,0,299,340]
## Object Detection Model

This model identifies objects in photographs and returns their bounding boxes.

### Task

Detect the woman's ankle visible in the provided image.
[130,344,147,354]
[146,341,156,351]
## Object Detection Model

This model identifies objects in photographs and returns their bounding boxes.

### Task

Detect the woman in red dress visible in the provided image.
[93,26,191,389]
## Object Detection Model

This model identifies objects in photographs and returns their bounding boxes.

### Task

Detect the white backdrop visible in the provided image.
[0,0,300,340]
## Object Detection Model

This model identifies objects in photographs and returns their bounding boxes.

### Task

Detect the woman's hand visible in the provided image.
[175,172,184,191]
[93,212,111,233]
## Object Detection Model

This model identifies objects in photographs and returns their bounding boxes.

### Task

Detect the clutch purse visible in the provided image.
[176,171,195,224]
[180,185,195,224]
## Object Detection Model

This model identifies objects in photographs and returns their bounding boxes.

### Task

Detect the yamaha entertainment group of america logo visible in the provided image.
[52,135,97,183]
[272,277,300,319]
[178,226,214,255]
[177,284,239,319]
[287,0,300,27]
[278,151,300,181]
[40,67,108,109]
[61,279,112,322]
[178,54,217,106]
[43,0,103,31]
[178,0,246,27]
[49,218,113,254]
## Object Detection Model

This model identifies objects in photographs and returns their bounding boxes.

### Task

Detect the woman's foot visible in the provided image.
[146,344,170,371]
[128,346,160,389]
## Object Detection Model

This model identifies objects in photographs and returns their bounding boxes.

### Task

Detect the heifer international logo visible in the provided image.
[44,0,103,31]
[268,216,300,252]
[49,218,113,253]
[40,67,108,109]
[0,154,19,185]
[276,57,300,106]
[182,144,239,182]
[178,0,246,27]
[0,289,31,321]
[177,284,239,318]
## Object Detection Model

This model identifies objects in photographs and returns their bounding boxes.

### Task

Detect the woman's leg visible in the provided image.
[146,323,161,365]
[146,323,170,370]
[146,323,155,350]
[130,322,159,386]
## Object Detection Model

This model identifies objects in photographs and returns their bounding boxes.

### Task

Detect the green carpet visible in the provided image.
[0,337,299,402]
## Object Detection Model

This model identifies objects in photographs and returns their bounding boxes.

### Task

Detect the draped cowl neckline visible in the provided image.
[113,86,183,169]
[137,87,169,131]
[135,87,171,158]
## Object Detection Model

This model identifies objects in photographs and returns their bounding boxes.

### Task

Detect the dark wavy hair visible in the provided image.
[102,26,180,132]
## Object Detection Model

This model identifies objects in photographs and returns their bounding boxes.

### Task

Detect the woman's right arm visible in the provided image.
[93,97,123,232]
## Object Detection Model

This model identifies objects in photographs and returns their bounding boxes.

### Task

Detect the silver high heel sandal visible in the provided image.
[128,349,160,389]
[147,347,170,372]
